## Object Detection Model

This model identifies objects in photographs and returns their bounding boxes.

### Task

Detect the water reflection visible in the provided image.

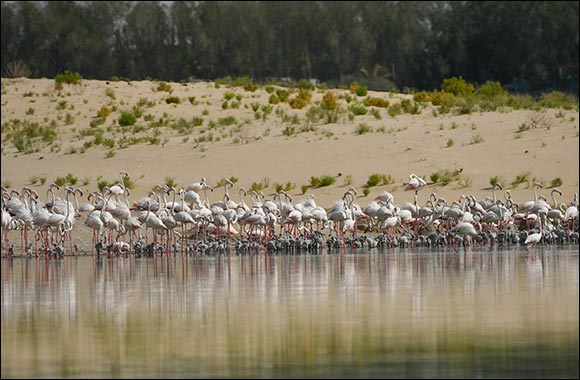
[2,247,579,378]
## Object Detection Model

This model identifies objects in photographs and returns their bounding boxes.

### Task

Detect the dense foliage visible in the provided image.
[1,1,578,94]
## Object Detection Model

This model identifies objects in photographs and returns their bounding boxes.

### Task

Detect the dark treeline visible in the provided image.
[1,1,578,94]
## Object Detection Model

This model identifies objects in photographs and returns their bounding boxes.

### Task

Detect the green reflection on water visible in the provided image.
[2,248,579,378]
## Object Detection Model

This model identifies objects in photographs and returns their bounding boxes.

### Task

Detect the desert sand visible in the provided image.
[1,77,579,212]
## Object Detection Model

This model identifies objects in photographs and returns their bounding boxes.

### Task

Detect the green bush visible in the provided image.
[430,169,462,185]
[489,175,506,188]
[350,104,368,115]
[165,96,181,104]
[550,177,563,187]
[309,175,336,188]
[539,91,579,110]
[276,89,290,102]
[355,124,372,135]
[355,85,368,97]
[476,81,508,99]
[430,90,456,106]
[118,112,137,126]
[440,76,474,97]
[400,99,420,114]
[269,94,280,104]
[363,97,389,108]
[413,91,432,103]
[54,70,82,88]
[511,171,531,187]
[289,88,312,109]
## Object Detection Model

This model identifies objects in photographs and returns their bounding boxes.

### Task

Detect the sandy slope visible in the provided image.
[1,77,579,209]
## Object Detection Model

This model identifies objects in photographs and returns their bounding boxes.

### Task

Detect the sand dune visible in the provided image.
[1,77,578,209]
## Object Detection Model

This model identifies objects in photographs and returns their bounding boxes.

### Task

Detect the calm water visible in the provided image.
[1,247,579,378]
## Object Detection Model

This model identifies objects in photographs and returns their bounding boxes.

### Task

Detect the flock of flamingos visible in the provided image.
[1,171,579,258]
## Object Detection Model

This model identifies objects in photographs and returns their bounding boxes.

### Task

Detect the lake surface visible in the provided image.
[1,246,579,378]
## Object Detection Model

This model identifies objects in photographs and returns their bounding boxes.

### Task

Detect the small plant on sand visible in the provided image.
[344,175,353,186]
[165,96,181,104]
[511,171,531,188]
[156,82,172,93]
[457,176,472,188]
[355,124,372,135]
[29,176,40,185]
[366,173,395,187]
[489,175,506,188]
[65,173,78,185]
[301,185,309,195]
[470,133,484,144]
[309,174,336,188]
[105,88,116,100]
[320,91,338,111]
[54,176,67,187]
[446,138,454,148]
[550,177,563,187]
[118,111,137,126]
[350,104,368,116]
[430,169,462,185]
[54,70,82,90]
[362,188,370,197]
[164,176,178,188]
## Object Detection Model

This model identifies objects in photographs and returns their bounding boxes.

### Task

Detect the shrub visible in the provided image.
[320,91,338,111]
[363,97,389,108]
[362,188,370,197]
[430,169,462,185]
[165,176,178,188]
[446,138,454,148]
[276,89,290,102]
[54,176,67,187]
[349,82,359,94]
[475,81,508,99]
[489,175,506,188]
[539,91,579,110]
[470,133,484,144]
[366,173,395,187]
[156,82,172,92]
[118,112,137,126]
[309,175,336,188]
[269,93,280,104]
[355,124,372,135]
[355,85,368,97]
[387,104,402,117]
[65,173,78,185]
[350,104,368,115]
[366,173,382,187]
[430,90,456,106]
[289,88,312,109]
[413,91,432,103]
[550,177,563,187]
[97,106,111,119]
[440,76,474,97]
[54,70,82,89]
[511,171,531,188]
[165,96,181,104]
[400,99,420,114]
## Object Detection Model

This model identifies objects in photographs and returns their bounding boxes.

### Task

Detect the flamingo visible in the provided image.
[448,221,479,253]
[108,171,130,203]
[186,177,208,192]
[525,210,546,253]
[404,173,427,207]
